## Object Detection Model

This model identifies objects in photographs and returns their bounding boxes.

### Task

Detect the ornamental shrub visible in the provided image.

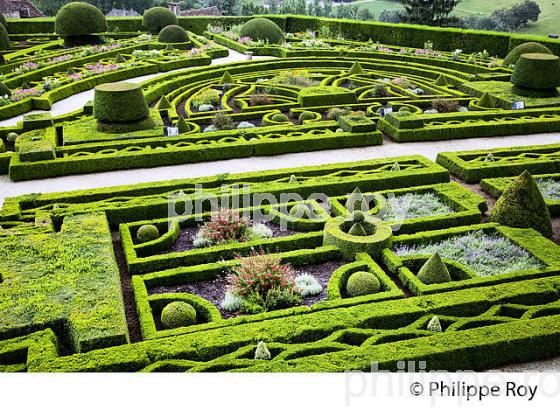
[0,14,6,27]
[239,18,284,45]
[157,95,172,110]
[264,287,302,310]
[298,111,316,124]
[416,253,452,285]
[289,203,312,218]
[197,208,251,245]
[0,23,9,51]
[490,170,553,237]
[346,271,381,297]
[143,7,178,34]
[158,25,189,44]
[504,42,553,66]
[219,71,235,85]
[136,224,159,243]
[6,132,18,143]
[427,316,442,332]
[271,113,290,123]
[249,92,272,106]
[176,116,190,133]
[254,341,272,360]
[211,112,235,130]
[348,62,364,75]
[510,53,560,92]
[294,274,322,297]
[160,301,197,329]
[348,222,367,236]
[431,98,459,113]
[55,2,107,35]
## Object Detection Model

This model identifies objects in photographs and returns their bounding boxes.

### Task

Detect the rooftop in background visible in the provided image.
[168,3,222,17]
[106,8,141,17]
[0,0,44,18]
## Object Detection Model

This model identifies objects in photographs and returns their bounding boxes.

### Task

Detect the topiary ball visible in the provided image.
[55,2,107,37]
[490,170,553,237]
[160,301,197,329]
[136,224,160,243]
[94,82,150,123]
[346,271,381,297]
[143,7,178,34]
[239,18,284,45]
[510,53,560,92]
[298,111,316,124]
[271,113,289,123]
[6,132,18,143]
[158,25,189,44]
[504,42,553,66]
[0,23,9,51]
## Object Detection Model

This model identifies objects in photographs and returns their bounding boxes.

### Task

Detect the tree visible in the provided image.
[379,9,401,23]
[400,0,461,27]
[511,0,541,27]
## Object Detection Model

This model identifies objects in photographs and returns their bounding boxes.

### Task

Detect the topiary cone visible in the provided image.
[427,315,442,332]
[348,222,367,237]
[347,187,368,212]
[157,95,172,110]
[348,62,363,75]
[417,252,452,285]
[477,92,495,108]
[489,170,552,237]
[219,71,235,85]
[254,341,271,360]
[176,116,190,133]
[434,74,449,87]
[0,81,11,96]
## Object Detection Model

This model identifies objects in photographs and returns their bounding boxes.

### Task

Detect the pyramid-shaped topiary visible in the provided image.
[417,252,452,285]
[477,92,495,108]
[219,71,235,85]
[254,341,271,360]
[176,116,190,134]
[348,222,368,236]
[157,95,172,110]
[0,81,11,96]
[427,315,442,332]
[347,187,368,212]
[348,62,363,75]
[489,170,553,237]
[434,74,449,87]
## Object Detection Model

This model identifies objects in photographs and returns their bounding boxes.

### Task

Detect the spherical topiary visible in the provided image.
[239,18,284,45]
[143,7,178,34]
[346,271,381,297]
[6,132,18,143]
[503,42,553,66]
[136,224,160,243]
[94,82,150,124]
[298,111,316,124]
[158,25,189,44]
[271,113,289,123]
[0,23,9,51]
[55,2,107,37]
[160,301,197,329]
[490,170,553,237]
[510,53,560,93]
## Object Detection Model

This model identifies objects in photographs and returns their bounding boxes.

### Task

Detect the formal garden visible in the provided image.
[0,3,560,373]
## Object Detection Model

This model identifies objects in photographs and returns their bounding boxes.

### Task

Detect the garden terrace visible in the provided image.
[0,157,560,372]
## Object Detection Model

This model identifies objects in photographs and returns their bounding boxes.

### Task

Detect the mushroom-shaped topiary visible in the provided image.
[160,301,197,329]
[510,53,560,96]
[416,252,451,285]
[346,271,381,297]
[136,224,160,243]
[239,17,284,45]
[55,2,107,48]
[158,25,189,44]
[143,6,178,34]
[254,341,272,360]
[0,23,9,51]
[489,170,553,237]
[504,42,553,66]
[93,82,155,133]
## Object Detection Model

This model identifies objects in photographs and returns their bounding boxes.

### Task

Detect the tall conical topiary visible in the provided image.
[348,222,367,237]
[219,71,235,85]
[427,315,442,332]
[489,170,552,237]
[434,74,449,87]
[348,62,363,75]
[254,341,271,360]
[347,187,368,212]
[477,92,495,108]
[158,95,172,109]
[417,252,452,285]
[288,174,298,184]
[176,116,190,134]
[0,81,11,97]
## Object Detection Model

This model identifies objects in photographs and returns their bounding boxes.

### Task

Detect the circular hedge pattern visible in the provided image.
[161,301,197,329]
[55,2,107,36]
[239,18,285,45]
[94,82,151,123]
[510,53,560,91]
[158,25,189,44]
[137,224,160,243]
[143,7,178,34]
[503,42,553,66]
[346,271,381,297]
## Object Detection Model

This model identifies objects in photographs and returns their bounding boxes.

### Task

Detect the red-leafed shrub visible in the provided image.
[198,208,250,245]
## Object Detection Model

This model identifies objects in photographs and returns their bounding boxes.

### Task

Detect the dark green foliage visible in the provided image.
[298,111,316,124]
[271,113,290,123]
[211,112,235,130]
[348,222,368,237]
[510,53,560,91]
[93,82,150,124]
[0,81,11,96]
[0,23,9,51]
[434,74,449,87]
[240,18,285,45]
[142,7,178,34]
[400,0,461,27]
[504,42,553,66]
[157,95,172,110]
[176,116,190,133]
[346,271,381,297]
[160,301,197,329]
[0,14,6,28]
[219,71,235,85]
[416,253,452,285]
[137,224,159,243]
[115,53,126,63]
[158,25,189,44]
[490,171,553,237]
[54,2,107,36]
[347,62,363,75]
[477,92,495,108]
